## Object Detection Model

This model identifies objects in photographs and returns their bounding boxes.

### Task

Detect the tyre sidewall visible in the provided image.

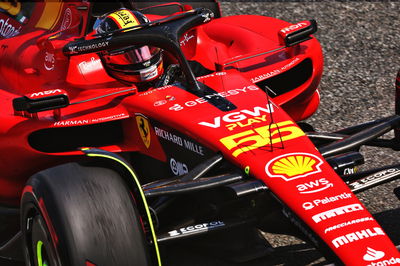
[21,162,151,266]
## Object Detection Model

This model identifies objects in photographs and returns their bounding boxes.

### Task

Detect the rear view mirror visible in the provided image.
[279,19,317,47]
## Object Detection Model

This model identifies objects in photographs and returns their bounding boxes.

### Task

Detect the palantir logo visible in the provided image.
[363,247,385,261]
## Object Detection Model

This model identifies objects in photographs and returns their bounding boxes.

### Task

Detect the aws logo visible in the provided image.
[265,153,323,181]
[296,178,333,194]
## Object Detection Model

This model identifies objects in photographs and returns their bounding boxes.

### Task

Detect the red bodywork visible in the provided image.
[0,1,399,264]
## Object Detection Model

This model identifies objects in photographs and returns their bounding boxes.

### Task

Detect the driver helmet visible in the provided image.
[94,8,163,84]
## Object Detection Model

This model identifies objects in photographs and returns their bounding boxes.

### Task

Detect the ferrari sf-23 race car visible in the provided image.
[1,1,400,265]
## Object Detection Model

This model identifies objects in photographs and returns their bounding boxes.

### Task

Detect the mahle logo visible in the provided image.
[266,152,323,181]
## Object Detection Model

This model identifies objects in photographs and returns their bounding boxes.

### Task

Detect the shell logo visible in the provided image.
[265,153,323,181]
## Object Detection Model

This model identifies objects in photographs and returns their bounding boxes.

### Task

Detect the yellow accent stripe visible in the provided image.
[35,0,63,30]
[85,153,162,266]
[109,10,139,29]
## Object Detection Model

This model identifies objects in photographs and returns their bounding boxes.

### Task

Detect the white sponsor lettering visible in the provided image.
[154,100,167,107]
[78,57,102,74]
[170,158,188,176]
[155,127,182,146]
[168,221,224,237]
[281,22,307,34]
[332,227,385,248]
[140,64,158,81]
[44,52,55,71]
[363,247,385,261]
[53,120,89,126]
[197,71,226,80]
[0,18,21,38]
[184,139,204,156]
[139,85,172,97]
[68,41,109,54]
[350,168,400,190]
[368,257,400,266]
[180,33,195,46]
[154,127,204,156]
[53,113,128,126]
[30,89,62,98]
[324,217,374,234]
[251,58,300,83]
[198,104,274,130]
[343,167,356,175]
[169,85,259,111]
[312,204,363,223]
[60,8,72,31]
[297,178,333,194]
[302,192,352,210]
[90,113,128,123]
[201,12,213,23]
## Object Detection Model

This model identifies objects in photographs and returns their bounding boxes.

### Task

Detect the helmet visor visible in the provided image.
[104,46,160,68]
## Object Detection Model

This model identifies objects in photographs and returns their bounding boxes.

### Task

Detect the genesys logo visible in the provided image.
[332,227,385,248]
[302,192,352,210]
[266,153,322,181]
[169,85,259,111]
[296,178,333,194]
[364,247,385,261]
[198,104,274,131]
[312,203,363,223]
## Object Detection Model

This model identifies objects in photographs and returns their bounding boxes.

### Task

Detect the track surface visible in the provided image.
[3,1,400,266]
[219,1,400,265]
[166,2,400,265]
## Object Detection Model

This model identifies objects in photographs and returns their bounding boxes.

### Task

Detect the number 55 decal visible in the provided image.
[220,121,305,157]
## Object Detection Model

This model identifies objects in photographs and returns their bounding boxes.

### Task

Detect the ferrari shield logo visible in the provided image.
[265,152,323,181]
[136,114,151,148]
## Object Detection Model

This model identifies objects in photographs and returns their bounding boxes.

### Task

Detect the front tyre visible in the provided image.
[21,162,151,266]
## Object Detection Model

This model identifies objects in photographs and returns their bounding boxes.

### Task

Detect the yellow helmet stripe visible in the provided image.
[109,10,139,29]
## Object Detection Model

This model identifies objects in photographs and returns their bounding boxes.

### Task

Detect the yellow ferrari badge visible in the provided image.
[136,114,151,148]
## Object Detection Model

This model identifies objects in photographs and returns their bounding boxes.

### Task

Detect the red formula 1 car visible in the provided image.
[1,1,400,265]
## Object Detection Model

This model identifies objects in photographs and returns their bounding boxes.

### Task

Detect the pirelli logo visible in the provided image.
[312,204,364,223]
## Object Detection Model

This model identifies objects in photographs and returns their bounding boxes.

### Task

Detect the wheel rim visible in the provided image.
[36,240,49,266]
[26,212,58,266]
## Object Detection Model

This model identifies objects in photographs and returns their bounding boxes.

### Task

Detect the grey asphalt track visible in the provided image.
[220,1,400,265]
[2,1,400,266]
[168,2,400,265]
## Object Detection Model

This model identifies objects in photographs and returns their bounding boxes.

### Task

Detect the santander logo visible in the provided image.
[363,247,385,261]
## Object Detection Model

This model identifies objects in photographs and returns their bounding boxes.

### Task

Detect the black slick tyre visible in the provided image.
[21,162,151,266]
